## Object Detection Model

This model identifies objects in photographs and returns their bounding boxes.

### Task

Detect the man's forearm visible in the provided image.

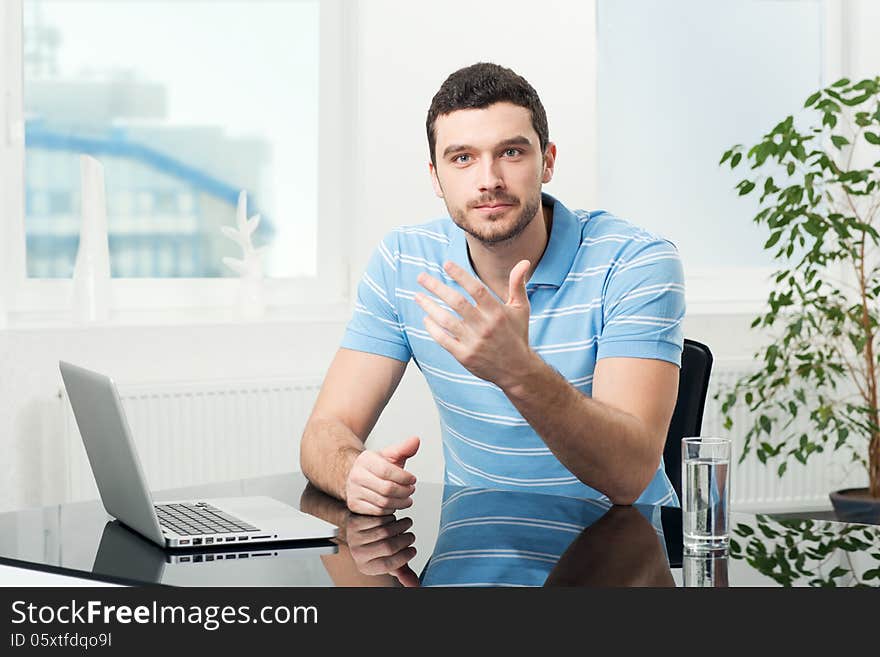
[501,353,662,504]
[300,416,365,502]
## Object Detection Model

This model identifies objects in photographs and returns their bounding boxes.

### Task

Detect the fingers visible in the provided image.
[416,271,482,320]
[507,259,531,306]
[423,315,462,355]
[359,546,418,577]
[353,538,418,576]
[358,471,416,502]
[346,485,413,516]
[348,516,413,545]
[345,450,417,515]
[352,530,416,563]
[414,292,465,339]
[356,484,415,512]
[346,513,419,578]
[392,564,421,588]
[379,436,421,464]
[346,498,395,516]
[442,261,499,309]
[360,450,417,486]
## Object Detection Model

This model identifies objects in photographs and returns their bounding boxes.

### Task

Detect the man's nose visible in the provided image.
[477,157,505,193]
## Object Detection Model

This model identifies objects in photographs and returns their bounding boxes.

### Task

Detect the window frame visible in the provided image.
[0,0,354,323]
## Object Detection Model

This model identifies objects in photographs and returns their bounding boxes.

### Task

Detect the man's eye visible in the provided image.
[454,154,471,163]
[503,148,522,157]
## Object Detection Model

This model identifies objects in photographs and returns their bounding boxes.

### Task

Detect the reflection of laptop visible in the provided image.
[92,520,338,584]
[60,361,338,549]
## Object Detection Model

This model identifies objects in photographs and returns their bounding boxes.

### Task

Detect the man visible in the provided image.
[300,62,685,515]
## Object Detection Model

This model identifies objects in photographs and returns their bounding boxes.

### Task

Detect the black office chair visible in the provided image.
[663,339,714,502]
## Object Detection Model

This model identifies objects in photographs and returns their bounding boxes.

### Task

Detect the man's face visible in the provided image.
[429,102,555,245]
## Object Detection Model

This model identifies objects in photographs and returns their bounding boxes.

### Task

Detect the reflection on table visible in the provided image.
[422,487,673,587]
[302,483,675,587]
[91,520,338,585]
[2,471,879,587]
[729,514,880,587]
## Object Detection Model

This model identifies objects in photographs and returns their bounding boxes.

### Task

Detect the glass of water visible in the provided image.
[681,437,731,551]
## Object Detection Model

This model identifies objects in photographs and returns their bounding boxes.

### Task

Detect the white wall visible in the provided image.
[2,0,878,513]
[349,0,598,277]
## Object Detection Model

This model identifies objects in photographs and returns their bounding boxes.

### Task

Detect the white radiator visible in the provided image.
[58,364,866,512]
[60,376,322,503]
[705,362,867,512]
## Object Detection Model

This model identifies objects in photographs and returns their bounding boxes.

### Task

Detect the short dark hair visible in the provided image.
[426,62,549,166]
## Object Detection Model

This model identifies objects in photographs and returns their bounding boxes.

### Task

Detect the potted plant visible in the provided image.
[719,76,880,519]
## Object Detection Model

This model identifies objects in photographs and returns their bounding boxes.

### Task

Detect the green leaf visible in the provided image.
[765,231,783,249]
[865,132,880,145]
[739,180,756,196]
[731,152,743,168]
[831,135,849,149]
[835,428,849,450]
[777,462,787,477]
[831,78,850,88]
[804,90,822,107]
[759,415,772,434]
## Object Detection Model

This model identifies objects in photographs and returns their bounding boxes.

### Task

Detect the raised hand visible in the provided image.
[415,259,533,388]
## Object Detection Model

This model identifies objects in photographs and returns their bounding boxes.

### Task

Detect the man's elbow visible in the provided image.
[608,488,641,506]
[606,460,662,506]
[299,423,318,481]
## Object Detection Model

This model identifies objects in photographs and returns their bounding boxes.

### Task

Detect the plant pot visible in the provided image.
[829,488,880,525]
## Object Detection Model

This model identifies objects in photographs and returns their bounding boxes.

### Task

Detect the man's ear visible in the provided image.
[429,162,444,198]
[541,142,557,184]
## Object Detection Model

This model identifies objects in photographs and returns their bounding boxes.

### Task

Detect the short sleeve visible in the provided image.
[597,239,685,366]
[340,232,413,363]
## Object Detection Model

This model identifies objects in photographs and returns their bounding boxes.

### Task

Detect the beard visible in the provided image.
[448,188,542,246]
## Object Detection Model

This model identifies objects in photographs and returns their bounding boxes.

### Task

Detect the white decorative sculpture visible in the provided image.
[222,190,267,319]
[71,155,111,323]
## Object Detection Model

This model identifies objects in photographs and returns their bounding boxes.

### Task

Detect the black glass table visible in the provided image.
[1,472,877,587]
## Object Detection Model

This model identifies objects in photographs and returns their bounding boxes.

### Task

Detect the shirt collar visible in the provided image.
[447,192,580,289]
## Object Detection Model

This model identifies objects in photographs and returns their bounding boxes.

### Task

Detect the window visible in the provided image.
[1,0,351,317]
[596,0,834,311]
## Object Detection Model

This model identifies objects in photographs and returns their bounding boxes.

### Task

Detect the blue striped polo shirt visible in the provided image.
[341,192,685,506]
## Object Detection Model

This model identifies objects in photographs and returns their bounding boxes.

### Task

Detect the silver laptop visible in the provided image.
[60,361,338,549]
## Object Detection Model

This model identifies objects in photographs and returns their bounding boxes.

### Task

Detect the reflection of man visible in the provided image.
[301,482,673,588]
[422,487,671,587]
[301,62,684,514]
[544,506,675,587]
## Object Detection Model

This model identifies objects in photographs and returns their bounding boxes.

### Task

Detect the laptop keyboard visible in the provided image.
[155,502,260,536]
